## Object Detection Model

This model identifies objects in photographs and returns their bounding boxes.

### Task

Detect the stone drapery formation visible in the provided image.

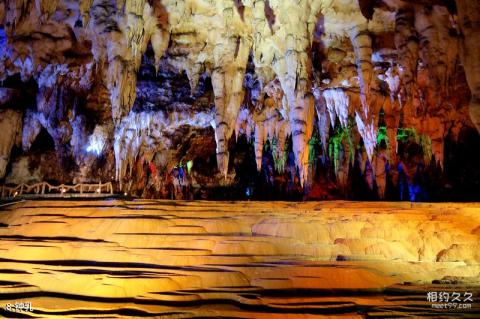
[0,0,479,199]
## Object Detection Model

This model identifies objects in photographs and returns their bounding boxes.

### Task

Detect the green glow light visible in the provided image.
[186,160,193,174]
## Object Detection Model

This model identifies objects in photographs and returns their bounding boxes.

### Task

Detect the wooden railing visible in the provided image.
[0,182,114,198]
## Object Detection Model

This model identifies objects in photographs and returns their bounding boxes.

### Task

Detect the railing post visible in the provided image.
[1,181,120,198]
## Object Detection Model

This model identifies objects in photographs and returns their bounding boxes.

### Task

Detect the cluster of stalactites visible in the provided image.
[1,0,169,122]
[235,95,291,174]
[388,3,460,168]
[1,0,473,193]
[87,0,170,124]
[114,110,212,189]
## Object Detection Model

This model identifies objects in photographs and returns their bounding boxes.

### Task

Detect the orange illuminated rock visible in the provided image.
[0,200,478,317]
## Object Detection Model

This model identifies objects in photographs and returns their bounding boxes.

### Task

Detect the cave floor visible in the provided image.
[0,200,479,318]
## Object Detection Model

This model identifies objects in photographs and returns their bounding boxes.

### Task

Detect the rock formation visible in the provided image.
[0,0,479,200]
[0,200,479,317]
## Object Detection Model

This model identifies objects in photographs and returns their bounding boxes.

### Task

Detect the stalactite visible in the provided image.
[350,25,373,111]
[0,109,22,179]
[456,0,480,132]
[313,87,330,153]
[79,0,93,26]
[86,125,110,155]
[234,107,249,140]
[0,0,477,197]
[212,36,251,178]
[253,119,265,171]
[3,0,31,35]
[414,5,457,103]
[394,5,419,101]
[264,97,277,143]
[382,98,400,160]
[329,125,354,185]
[273,119,289,173]
[125,0,146,69]
[107,58,136,124]
[323,88,350,128]
[262,1,321,187]
[35,0,59,19]
[21,110,42,152]
[336,138,352,193]
[290,87,316,187]
[355,111,377,162]
[384,66,401,103]
[422,115,444,168]
[349,25,377,161]
[114,110,212,187]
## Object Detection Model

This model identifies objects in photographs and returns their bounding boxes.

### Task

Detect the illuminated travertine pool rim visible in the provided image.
[0,200,479,318]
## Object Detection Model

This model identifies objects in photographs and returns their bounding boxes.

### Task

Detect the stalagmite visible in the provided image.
[374,151,388,199]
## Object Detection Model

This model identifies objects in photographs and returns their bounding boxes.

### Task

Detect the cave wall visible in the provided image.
[0,0,479,200]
